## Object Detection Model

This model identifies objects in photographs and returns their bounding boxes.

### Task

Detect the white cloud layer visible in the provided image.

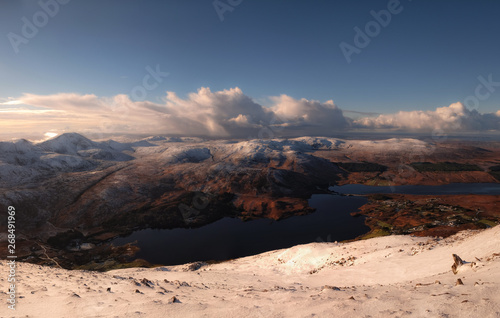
[1,88,350,138]
[1,88,499,140]
[354,102,500,131]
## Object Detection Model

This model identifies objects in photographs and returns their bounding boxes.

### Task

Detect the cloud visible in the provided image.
[1,89,499,140]
[343,109,381,119]
[20,93,111,112]
[270,95,350,134]
[0,100,24,105]
[158,87,275,136]
[354,102,500,131]
[1,87,351,139]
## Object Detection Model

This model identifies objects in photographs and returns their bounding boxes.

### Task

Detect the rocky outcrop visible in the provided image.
[452,254,464,274]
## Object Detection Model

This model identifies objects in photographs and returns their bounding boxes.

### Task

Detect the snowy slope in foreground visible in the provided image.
[3,226,499,317]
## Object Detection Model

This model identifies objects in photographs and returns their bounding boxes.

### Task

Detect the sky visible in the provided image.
[1,0,500,140]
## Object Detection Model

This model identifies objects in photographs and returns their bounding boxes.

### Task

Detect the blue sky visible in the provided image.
[1,0,500,139]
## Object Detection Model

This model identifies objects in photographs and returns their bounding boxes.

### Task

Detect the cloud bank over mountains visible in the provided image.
[354,102,500,131]
[1,87,500,139]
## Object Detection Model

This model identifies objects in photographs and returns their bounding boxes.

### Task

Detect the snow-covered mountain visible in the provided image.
[0,133,497,246]
[0,133,136,187]
[39,133,135,161]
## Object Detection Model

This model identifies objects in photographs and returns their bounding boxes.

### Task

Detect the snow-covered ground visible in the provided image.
[2,225,499,317]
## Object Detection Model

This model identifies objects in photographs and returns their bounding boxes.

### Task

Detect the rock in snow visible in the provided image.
[452,253,465,274]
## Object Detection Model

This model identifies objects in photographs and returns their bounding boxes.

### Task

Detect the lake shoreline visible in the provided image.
[4,183,499,271]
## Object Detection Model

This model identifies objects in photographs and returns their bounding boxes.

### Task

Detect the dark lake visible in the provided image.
[112,194,370,265]
[331,182,500,195]
[112,182,500,265]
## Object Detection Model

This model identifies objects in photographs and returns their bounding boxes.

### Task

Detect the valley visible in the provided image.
[1,133,499,270]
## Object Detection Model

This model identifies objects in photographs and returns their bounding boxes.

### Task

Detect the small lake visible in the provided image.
[331,182,500,195]
[112,182,500,266]
[112,195,369,266]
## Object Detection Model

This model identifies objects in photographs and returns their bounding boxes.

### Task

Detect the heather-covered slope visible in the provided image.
[1,133,499,269]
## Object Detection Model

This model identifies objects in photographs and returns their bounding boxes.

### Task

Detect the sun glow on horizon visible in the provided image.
[44,132,58,139]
